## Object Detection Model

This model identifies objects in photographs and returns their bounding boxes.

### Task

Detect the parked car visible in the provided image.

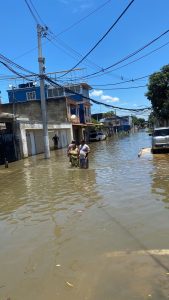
[89,132,106,142]
[152,127,169,153]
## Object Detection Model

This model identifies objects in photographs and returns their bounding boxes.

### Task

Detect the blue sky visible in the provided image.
[0,0,169,119]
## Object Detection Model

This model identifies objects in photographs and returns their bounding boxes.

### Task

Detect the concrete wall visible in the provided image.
[0,99,73,159]
[1,98,68,124]
[19,123,73,158]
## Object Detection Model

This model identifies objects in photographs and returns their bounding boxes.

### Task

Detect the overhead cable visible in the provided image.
[93,84,147,90]
[44,76,151,112]
[23,0,127,82]
[58,0,135,78]
[0,61,33,81]
[0,57,150,112]
[56,0,112,37]
[24,0,39,24]
[0,52,36,75]
[96,40,169,75]
[79,29,169,79]
[91,75,149,86]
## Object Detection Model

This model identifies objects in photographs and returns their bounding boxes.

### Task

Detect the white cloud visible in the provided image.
[89,89,120,103]
[90,90,103,97]
[59,0,93,10]
[101,95,119,103]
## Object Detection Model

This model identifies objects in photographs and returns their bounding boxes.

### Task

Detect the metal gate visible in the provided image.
[0,132,16,165]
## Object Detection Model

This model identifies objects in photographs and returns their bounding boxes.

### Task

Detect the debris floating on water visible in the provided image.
[138,147,151,157]
[66,281,74,287]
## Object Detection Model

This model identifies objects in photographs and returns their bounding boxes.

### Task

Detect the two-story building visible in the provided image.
[0,81,92,162]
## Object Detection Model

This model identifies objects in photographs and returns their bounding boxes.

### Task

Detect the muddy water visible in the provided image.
[1,131,169,300]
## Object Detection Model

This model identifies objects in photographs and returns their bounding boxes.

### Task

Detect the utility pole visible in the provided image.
[37,24,50,159]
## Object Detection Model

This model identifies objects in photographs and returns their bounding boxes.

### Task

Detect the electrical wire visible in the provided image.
[44,76,151,112]
[0,56,150,112]
[0,52,36,75]
[0,61,33,81]
[79,29,169,80]
[96,40,169,75]
[24,0,39,24]
[23,0,117,79]
[23,0,132,83]
[93,84,147,90]
[91,75,149,87]
[58,0,135,78]
[28,0,46,25]
[55,0,112,37]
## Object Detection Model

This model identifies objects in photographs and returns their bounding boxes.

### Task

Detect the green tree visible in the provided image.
[103,111,115,118]
[131,115,146,128]
[145,64,169,122]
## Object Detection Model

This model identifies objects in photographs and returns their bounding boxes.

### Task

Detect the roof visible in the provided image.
[154,127,169,130]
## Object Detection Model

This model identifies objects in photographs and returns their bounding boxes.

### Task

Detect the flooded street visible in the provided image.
[1,130,169,300]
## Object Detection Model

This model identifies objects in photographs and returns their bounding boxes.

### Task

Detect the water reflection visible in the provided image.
[151,153,169,205]
[0,153,101,225]
[1,132,169,300]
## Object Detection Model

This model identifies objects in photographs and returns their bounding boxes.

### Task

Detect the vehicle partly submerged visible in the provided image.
[151,127,169,153]
[89,132,106,142]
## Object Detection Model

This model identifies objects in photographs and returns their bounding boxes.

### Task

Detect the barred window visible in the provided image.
[26,91,36,100]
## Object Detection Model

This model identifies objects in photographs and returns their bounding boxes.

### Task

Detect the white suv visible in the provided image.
[152,127,169,153]
[89,132,106,142]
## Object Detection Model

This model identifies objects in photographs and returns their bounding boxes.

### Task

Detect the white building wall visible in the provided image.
[19,122,73,158]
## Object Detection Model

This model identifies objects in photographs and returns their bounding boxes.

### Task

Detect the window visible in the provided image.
[48,89,53,98]
[47,87,64,98]
[26,91,36,101]
[154,129,169,136]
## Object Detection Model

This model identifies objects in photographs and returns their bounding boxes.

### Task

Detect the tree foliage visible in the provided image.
[131,115,146,128]
[146,64,169,121]
[103,111,115,118]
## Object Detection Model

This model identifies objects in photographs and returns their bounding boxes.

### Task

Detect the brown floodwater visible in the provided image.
[1,130,169,300]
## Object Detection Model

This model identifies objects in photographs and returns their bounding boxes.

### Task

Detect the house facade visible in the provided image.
[0,98,73,159]
[7,82,92,124]
[0,82,93,163]
[92,114,133,135]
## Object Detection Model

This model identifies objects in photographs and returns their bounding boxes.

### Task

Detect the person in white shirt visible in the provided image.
[79,140,90,168]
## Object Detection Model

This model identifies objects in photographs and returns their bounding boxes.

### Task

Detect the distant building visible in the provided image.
[92,113,133,135]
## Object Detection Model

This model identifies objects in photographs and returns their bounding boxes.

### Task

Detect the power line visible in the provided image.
[0,56,150,112]
[55,0,112,37]
[79,29,169,79]
[59,0,135,78]
[0,61,33,81]
[22,0,129,83]
[22,0,108,75]
[98,40,169,75]
[93,84,147,90]
[44,76,151,112]
[28,0,46,25]
[24,0,39,24]
[0,52,36,75]
[14,0,108,73]
[91,75,149,86]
